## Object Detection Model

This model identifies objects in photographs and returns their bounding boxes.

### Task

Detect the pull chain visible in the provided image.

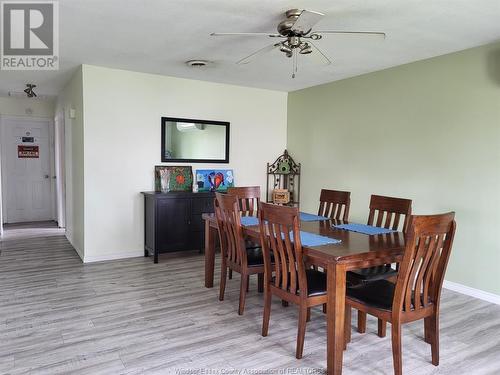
[292,49,298,79]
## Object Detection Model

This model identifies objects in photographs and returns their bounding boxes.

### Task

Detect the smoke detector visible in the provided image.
[185,60,211,68]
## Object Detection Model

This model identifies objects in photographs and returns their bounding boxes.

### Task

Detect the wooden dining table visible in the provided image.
[202,213,405,375]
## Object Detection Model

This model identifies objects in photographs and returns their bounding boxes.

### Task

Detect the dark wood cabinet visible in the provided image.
[142,191,215,263]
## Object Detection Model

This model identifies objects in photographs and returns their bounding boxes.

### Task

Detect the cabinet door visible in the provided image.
[156,198,190,252]
[190,197,215,250]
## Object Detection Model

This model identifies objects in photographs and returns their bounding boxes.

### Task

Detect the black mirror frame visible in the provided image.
[161,117,230,163]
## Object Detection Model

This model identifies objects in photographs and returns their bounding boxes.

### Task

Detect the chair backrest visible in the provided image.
[392,212,456,315]
[318,189,351,221]
[258,202,307,296]
[227,186,261,215]
[368,194,412,233]
[214,193,247,267]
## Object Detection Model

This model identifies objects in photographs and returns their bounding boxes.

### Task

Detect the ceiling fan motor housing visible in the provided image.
[278,9,306,36]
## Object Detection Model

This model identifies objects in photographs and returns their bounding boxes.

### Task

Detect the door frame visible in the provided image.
[54,110,66,228]
[0,115,59,232]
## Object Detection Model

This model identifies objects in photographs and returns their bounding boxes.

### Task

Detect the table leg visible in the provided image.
[326,262,347,375]
[204,220,217,288]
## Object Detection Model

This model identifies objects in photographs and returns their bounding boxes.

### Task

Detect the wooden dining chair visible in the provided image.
[227,186,261,279]
[227,186,260,215]
[344,212,456,375]
[215,193,267,315]
[259,202,328,359]
[350,194,412,336]
[318,189,351,221]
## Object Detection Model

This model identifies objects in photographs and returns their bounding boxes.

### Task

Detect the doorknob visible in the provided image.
[44,174,50,179]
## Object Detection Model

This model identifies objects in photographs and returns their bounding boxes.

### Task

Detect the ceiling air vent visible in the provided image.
[185,60,211,68]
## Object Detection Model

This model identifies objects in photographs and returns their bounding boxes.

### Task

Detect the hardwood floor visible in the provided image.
[0,228,499,374]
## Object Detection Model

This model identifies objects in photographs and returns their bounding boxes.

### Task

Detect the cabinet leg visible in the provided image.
[144,248,149,257]
[154,250,159,264]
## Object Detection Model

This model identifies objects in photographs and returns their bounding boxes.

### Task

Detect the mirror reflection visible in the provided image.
[161,118,230,162]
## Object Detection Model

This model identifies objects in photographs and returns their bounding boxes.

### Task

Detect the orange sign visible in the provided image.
[18,145,39,158]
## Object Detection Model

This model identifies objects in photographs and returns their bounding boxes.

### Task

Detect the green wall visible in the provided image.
[287,41,500,296]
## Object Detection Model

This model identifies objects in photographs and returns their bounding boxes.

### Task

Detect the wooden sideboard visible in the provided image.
[142,191,215,263]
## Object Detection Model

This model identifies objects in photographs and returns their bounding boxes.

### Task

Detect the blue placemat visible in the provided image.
[240,216,259,226]
[334,223,396,235]
[292,231,341,246]
[300,212,329,222]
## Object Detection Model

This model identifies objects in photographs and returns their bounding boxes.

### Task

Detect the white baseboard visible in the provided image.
[83,251,142,263]
[444,280,500,305]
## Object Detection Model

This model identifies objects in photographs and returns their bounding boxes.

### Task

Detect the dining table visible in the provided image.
[202,212,405,375]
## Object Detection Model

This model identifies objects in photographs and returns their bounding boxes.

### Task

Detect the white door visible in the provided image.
[1,117,53,223]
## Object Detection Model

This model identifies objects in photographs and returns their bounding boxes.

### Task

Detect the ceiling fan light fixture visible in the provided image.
[279,44,292,54]
[23,84,37,98]
[299,43,312,54]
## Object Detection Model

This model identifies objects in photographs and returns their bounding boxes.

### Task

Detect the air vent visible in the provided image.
[185,60,211,68]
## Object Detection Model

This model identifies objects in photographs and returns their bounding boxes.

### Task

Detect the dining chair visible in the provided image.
[318,189,351,221]
[215,193,267,315]
[227,186,261,279]
[344,212,456,375]
[259,202,328,359]
[227,186,261,215]
[350,194,412,336]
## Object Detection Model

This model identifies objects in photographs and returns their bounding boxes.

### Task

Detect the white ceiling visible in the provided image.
[1,0,500,96]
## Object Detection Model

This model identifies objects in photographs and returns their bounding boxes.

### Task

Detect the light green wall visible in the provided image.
[288,42,500,296]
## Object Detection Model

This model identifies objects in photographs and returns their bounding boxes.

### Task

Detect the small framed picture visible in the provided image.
[155,166,193,192]
[196,169,234,192]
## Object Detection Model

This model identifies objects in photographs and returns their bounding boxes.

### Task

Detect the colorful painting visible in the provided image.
[155,166,193,192]
[196,169,234,192]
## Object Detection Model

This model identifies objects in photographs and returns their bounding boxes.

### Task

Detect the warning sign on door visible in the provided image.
[18,145,39,158]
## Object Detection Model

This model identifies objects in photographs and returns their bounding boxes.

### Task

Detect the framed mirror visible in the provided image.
[161,117,230,163]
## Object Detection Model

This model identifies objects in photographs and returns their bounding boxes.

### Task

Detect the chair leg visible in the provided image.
[258,273,264,293]
[424,316,432,344]
[344,307,351,350]
[357,310,366,333]
[306,307,311,322]
[238,273,249,315]
[296,305,308,359]
[323,303,327,314]
[262,286,272,337]
[228,269,233,279]
[391,322,403,375]
[282,300,289,307]
[428,314,440,366]
[246,275,250,292]
[378,319,387,338]
[219,263,227,301]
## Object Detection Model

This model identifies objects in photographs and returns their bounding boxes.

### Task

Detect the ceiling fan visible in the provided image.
[211,9,385,78]
[24,84,37,98]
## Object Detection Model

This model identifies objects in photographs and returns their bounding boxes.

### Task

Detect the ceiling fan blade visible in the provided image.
[309,42,332,65]
[236,43,281,65]
[314,30,386,38]
[291,10,324,35]
[210,32,283,38]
